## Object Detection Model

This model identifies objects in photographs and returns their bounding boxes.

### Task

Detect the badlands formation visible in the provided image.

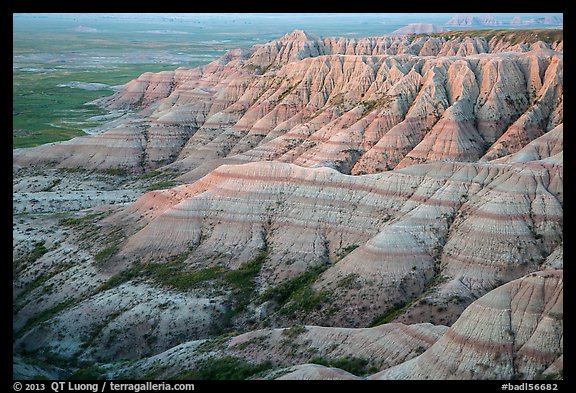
[13,29,562,380]
[389,24,447,36]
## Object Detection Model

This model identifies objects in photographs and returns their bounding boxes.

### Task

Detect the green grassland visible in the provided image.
[13,25,224,149]
[13,63,184,149]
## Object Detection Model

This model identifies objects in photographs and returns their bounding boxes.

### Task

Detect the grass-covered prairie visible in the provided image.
[12,26,223,148]
[13,15,242,148]
[13,63,181,148]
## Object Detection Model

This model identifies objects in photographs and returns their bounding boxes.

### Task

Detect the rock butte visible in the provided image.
[446,15,504,27]
[13,29,562,380]
[389,24,447,36]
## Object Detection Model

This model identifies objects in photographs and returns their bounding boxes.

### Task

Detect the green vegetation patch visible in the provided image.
[369,300,413,327]
[285,288,330,314]
[336,273,359,289]
[336,244,359,260]
[231,334,268,350]
[60,212,105,227]
[281,325,307,339]
[94,245,120,265]
[95,259,225,293]
[138,250,267,293]
[68,364,107,380]
[173,356,273,380]
[145,264,226,292]
[309,356,377,376]
[196,334,235,354]
[146,180,178,191]
[17,298,77,337]
[215,252,268,332]
[14,240,49,269]
[260,263,331,316]
[103,168,130,177]
[13,129,87,149]
[97,251,267,295]
[139,169,164,179]
[224,252,267,296]
[96,268,140,293]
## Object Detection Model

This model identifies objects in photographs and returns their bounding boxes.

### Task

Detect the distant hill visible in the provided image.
[446,14,563,27]
[446,14,503,27]
[389,23,446,36]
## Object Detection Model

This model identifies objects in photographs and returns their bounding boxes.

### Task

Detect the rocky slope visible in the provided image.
[23,269,557,380]
[97,146,562,329]
[275,270,562,380]
[103,322,446,380]
[13,132,563,374]
[371,270,563,380]
[12,29,563,380]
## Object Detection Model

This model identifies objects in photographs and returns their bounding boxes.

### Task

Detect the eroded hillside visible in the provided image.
[13,29,562,380]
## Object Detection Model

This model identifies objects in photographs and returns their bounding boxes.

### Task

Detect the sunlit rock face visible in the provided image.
[14,31,563,177]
